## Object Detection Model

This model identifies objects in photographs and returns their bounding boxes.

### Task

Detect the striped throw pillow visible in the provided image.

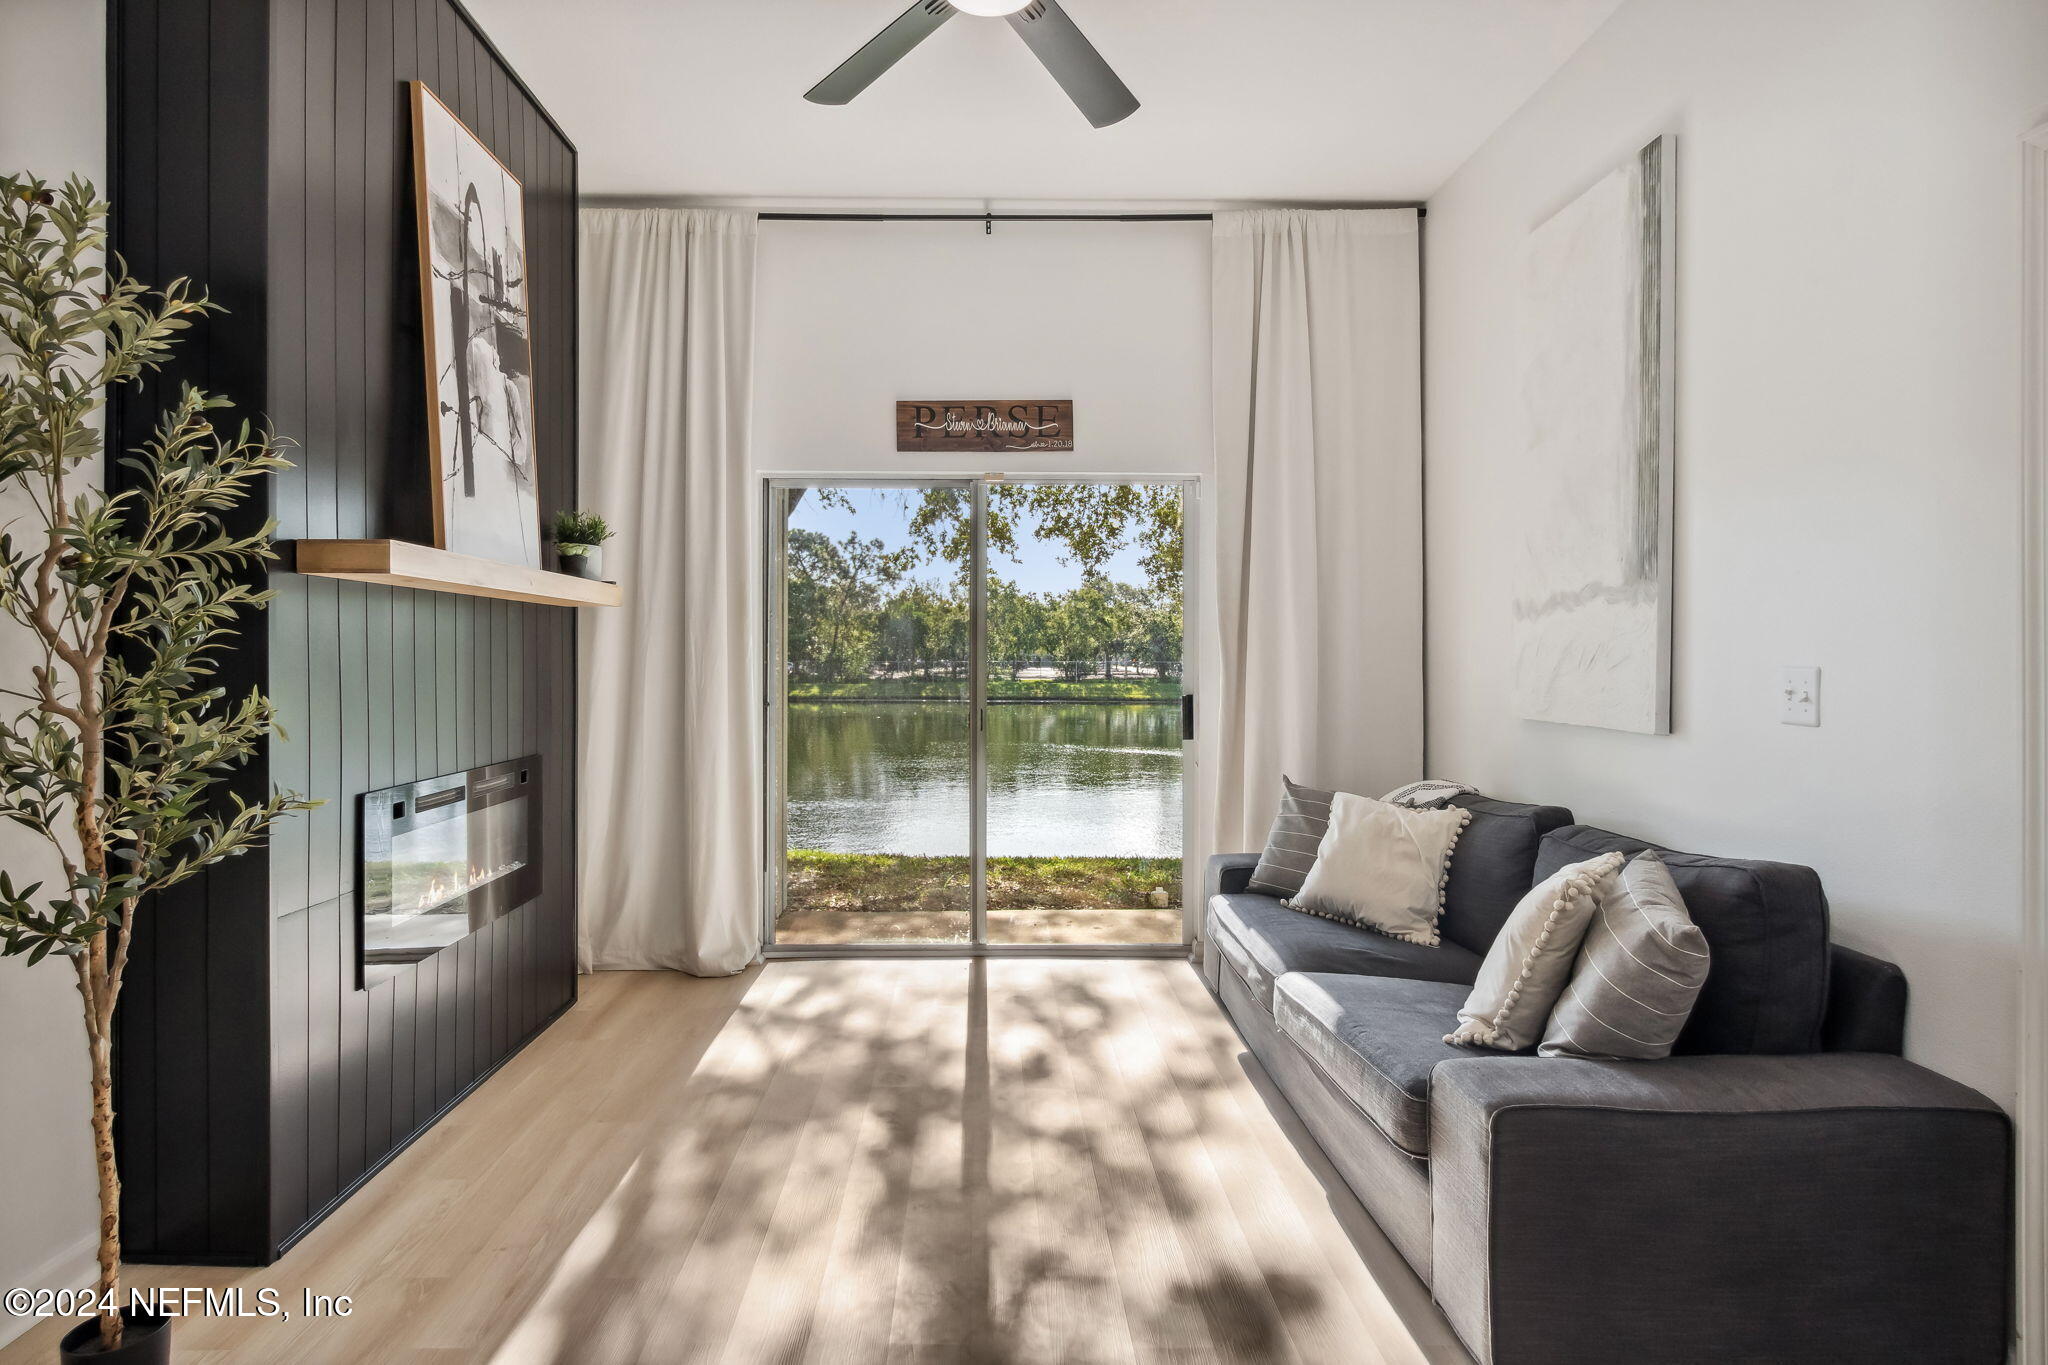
[1445,851,1623,1050]
[1246,776,1335,899]
[1540,852,1711,1060]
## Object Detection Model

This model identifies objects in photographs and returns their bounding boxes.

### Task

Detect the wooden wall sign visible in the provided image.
[896,400,1075,453]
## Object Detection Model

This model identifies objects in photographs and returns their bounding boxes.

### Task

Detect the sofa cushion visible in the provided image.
[1207,893,1484,1012]
[1535,826,1830,1055]
[1273,973,1472,1157]
[1439,795,1576,955]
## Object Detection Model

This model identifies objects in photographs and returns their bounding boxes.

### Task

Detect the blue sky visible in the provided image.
[787,486,1149,595]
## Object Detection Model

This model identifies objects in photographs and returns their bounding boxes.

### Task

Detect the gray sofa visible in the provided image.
[1202,794,2012,1365]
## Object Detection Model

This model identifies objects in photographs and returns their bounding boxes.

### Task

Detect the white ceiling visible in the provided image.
[465,0,1623,204]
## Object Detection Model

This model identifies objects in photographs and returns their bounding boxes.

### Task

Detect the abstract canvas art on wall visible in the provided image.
[1513,135,1676,734]
[411,81,540,568]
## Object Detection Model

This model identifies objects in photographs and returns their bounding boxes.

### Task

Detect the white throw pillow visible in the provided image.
[1289,793,1471,946]
[1445,851,1626,1051]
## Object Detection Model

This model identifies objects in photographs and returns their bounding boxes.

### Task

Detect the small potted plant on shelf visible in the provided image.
[550,509,613,581]
[0,174,317,1362]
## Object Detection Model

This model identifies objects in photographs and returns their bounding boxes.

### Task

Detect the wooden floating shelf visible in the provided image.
[290,539,622,607]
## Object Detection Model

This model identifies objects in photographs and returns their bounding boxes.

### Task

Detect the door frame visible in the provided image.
[2018,114,2048,1365]
[760,472,1201,958]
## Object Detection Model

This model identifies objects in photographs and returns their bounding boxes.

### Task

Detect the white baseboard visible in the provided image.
[0,1232,97,1350]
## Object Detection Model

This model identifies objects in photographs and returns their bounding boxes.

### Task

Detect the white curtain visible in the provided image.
[577,208,760,975]
[1207,208,1424,857]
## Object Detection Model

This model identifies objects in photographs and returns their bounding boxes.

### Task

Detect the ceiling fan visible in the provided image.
[806,0,1140,129]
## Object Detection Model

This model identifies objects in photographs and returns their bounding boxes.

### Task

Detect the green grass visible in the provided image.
[789,678,1180,701]
[784,851,1182,913]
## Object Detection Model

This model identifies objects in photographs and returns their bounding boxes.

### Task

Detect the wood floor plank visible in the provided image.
[1118,963,1388,1365]
[1041,965,1216,1354]
[798,1020,916,1365]
[1150,960,1471,1365]
[0,963,1469,1365]
[490,967,815,1364]
[984,962,1138,1365]
[1069,964,1307,1365]
[711,966,910,1365]
[885,963,988,1353]
[638,964,880,1363]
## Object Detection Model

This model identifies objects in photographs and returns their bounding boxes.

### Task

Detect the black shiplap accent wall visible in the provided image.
[108,0,578,1264]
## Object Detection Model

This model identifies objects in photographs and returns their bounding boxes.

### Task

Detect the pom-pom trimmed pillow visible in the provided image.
[1540,852,1711,1060]
[1246,776,1336,899]
[1289,793,1471,946]
[1445,851,1625,1051]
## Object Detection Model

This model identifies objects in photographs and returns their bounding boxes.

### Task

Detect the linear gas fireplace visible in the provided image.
[359,757,541,988]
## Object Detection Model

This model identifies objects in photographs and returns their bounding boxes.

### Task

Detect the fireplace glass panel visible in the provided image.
[360,758,540,987]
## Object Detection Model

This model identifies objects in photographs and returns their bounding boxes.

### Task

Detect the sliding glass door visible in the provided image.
[767,478,1191,949]
[981,482,1185,944]
[769,482,974,944]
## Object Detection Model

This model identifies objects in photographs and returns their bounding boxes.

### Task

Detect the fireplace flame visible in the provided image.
[411,859,525,913]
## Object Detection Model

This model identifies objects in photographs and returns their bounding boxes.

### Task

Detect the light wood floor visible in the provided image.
[1,962,1471,1365]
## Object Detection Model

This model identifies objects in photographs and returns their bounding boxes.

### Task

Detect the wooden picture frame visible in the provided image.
[895,400,1076,453]
[409,80,542,568]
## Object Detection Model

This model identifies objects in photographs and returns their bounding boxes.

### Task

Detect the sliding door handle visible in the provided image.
[1180,693,1195,741]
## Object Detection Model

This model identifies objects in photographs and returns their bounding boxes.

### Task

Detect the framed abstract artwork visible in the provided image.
[1513,135,1677,734]
[410,80,541,568]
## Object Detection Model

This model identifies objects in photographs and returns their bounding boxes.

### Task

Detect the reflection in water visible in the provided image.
[786,701,1182,858]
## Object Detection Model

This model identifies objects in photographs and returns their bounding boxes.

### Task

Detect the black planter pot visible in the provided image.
[556,546,603,580]
[58,1311,170,1363]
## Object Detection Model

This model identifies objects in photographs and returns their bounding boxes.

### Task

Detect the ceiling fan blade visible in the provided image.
[805,0,957,105]
[1006,0,1139,128]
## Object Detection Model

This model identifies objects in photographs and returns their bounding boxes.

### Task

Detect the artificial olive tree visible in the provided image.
[0,174,313,1352]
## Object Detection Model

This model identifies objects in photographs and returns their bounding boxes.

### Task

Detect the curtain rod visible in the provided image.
[757,208,1425,223]
[759,212,1210,222]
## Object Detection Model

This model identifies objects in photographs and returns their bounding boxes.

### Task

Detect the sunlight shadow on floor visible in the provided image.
[0,964,1469,1365]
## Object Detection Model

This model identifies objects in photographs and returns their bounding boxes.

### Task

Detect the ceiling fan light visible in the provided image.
[950,0,1031,16]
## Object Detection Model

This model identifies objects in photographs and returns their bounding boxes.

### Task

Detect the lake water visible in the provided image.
[786,701,1183,858]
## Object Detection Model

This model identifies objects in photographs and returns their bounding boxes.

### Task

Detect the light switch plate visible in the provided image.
[1780,666,1820,726]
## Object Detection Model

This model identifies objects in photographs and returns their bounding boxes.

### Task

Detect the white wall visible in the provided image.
[1423,0,2048,1106]
[754,219,1211,479]
[0,0,107,1342]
